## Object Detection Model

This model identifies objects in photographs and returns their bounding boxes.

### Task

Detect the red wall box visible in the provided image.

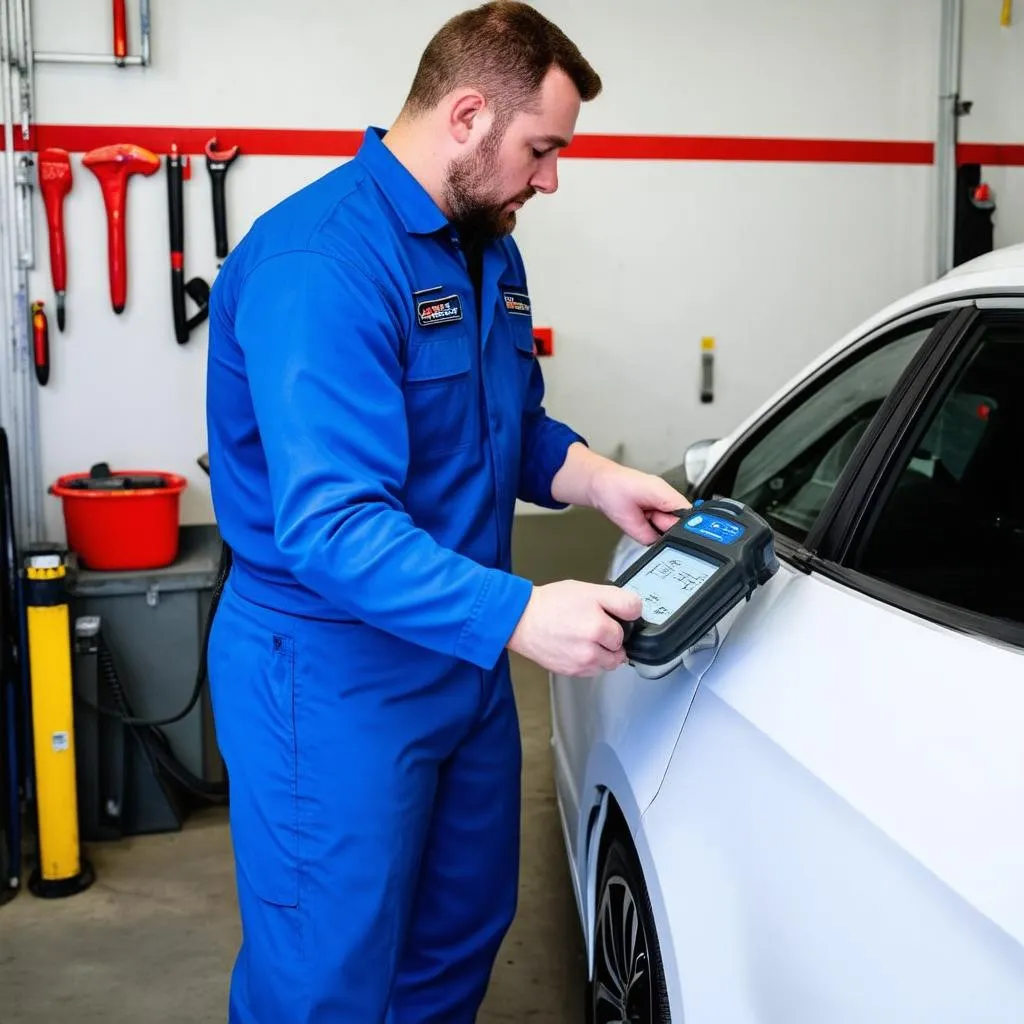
[49,470,188,571]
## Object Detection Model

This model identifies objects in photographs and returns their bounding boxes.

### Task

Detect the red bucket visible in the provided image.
[50,468,188,571]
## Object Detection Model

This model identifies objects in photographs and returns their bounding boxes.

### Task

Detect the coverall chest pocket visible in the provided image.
[511,321,538,399]
[404,328,478,459]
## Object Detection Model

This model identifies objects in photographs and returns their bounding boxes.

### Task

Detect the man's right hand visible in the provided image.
[506,580,643,677]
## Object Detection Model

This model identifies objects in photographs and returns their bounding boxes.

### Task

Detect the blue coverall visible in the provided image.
[204,126,585,1023]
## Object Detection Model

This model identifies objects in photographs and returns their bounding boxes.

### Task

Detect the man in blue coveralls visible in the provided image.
[205,2,690,1021]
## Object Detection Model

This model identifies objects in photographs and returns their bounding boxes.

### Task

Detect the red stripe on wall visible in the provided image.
[957,142,1024,167]
[563,134,934,164]
[18,124,366,158]
[0,124,1021,166]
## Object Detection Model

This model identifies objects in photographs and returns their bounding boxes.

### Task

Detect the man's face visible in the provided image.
[443,66,581,241]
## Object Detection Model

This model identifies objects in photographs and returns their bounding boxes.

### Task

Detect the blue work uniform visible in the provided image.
[204,125,585,1023]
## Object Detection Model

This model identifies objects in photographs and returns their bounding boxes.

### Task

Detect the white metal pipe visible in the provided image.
[10,0,27,140]
[140,0,150,66]
[0,0,43,543]
[32,0,152,68]
[0,0,29,543]
[20,0,33,135]
[936,0,963,279]
[33,51,143,65]
[0,1,13,474]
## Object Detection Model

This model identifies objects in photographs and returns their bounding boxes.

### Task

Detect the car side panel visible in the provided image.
[549,532,705,879]
[642,683,1024,1023]
[549,537,801,971]
[549,657,705,952]
[641,571,1024,1021]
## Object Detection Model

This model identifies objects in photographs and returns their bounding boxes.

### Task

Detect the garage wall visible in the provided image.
[8,0,998,538]
[959,3,1024,251]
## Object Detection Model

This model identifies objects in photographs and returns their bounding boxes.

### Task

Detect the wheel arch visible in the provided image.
[580,779,684,1022]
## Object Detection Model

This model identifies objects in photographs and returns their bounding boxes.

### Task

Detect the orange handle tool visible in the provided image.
[32,301,49,386]
[113,0,127,61]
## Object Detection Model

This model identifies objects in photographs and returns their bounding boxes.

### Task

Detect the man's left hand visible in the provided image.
[588,462,691,546]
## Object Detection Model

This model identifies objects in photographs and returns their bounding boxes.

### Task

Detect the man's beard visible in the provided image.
[442,140,534,245]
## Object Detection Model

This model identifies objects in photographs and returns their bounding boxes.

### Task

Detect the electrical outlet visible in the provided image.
[533,326,553,356]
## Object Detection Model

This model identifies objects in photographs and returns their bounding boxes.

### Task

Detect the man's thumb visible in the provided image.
[600,585,643,620]
[657,486,691,512]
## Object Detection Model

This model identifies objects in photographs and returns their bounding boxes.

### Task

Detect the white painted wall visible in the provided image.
[16,0,1013,540]
[959,2,1024,251]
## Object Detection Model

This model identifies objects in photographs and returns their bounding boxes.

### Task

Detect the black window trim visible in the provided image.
[693,299,975,570]
[813,303,979,559]
[808,298,1024,651]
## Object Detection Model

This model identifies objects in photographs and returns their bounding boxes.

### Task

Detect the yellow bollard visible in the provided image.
[24,551,94,898]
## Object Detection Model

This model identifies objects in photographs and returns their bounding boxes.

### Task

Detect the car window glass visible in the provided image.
[853,322,1024,623]
[719,322,934,543]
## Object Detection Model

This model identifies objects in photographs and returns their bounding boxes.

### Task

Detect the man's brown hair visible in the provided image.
[403,1,602,122]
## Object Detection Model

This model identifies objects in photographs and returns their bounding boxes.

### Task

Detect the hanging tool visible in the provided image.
[204,137,240,261]
[166,144,209,344]
[31,302,49,386]
[82,144,160,315]
[38,149,72,332]
[112,0,127,64]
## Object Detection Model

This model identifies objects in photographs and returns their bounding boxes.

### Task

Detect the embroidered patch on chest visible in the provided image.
[502,291,531,316]
[416,293,463,327]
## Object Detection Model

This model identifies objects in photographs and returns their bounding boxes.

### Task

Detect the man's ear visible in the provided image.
[448,89,490,144]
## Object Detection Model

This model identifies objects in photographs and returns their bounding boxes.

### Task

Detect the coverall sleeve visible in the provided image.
[517,347,588,509]
[235,250,533,670]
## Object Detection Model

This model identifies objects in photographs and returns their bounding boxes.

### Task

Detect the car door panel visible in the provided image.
[642,570,1024,1021]
[549,532,764,898]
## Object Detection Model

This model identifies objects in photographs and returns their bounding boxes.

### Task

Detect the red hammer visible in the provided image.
[38,148,72,331]
[83,144,160,314]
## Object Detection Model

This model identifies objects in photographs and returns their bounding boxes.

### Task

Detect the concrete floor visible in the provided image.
[0,508,623,1023]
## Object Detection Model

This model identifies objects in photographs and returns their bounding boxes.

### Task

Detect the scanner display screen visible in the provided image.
[622,547,720,625]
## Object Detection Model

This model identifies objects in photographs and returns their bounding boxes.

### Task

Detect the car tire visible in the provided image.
[588,827,671,1024]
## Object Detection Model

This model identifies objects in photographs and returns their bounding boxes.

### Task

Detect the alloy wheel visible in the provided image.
[593,872,653,1024]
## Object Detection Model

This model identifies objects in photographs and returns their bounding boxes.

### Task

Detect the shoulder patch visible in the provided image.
[502,290,531,317]
[416,293,463,327]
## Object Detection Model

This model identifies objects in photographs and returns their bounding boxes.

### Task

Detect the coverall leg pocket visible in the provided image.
[209,605,299,910]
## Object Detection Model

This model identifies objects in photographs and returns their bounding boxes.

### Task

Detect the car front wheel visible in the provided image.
[590,831,671,1024]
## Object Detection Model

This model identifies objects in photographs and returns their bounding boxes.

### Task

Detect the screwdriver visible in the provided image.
[32,301,50,386]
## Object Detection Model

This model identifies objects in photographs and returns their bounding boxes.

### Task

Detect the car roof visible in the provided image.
[709,243,1024,465]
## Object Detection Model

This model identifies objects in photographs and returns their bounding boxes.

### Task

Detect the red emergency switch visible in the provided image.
[533,326,553,357]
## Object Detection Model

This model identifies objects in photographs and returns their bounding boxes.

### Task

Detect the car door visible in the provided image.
[549,301,962,917]
[646,302,1024,1022]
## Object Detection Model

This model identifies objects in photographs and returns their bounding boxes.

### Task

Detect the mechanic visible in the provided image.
[204,2,690,1021]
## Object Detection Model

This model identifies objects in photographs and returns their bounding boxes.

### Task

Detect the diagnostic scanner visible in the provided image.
[613,497,779,678]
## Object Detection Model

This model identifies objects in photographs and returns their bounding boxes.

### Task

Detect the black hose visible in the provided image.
[71,541,232,805]
[85,631,227,804]
[0,428,24,888]
[76,541,230,729]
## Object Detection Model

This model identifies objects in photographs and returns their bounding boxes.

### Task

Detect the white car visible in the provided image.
[550,243,1024,1023]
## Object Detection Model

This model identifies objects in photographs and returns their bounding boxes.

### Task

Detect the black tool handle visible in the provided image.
[209,167,229,260]
[205,138,240,260]
[167,148,210,345]
[167,150,184,254]
[167,150,190,344]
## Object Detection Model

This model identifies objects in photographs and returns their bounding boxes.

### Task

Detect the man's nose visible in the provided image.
[531,159,558,195]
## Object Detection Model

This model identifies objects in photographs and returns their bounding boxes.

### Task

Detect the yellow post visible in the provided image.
[24,551,94,898]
